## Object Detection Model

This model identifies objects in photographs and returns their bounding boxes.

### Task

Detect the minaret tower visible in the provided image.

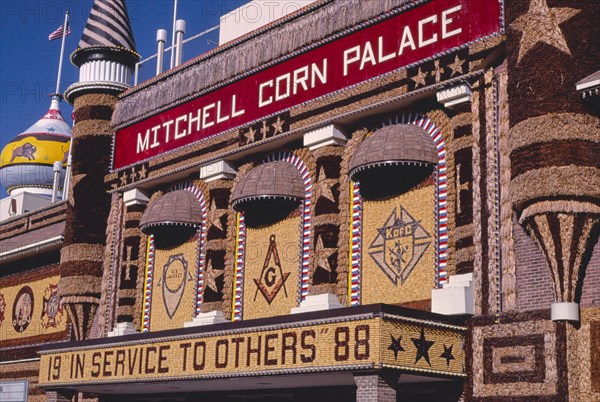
[0,95,71,203]
[59,0,139,340]
[507,1,599,321]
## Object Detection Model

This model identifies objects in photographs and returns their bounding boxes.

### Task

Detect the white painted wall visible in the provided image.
[0,192,53,221]
[80,60,131,85]
[431,273,474,315]
[219,0,317,45]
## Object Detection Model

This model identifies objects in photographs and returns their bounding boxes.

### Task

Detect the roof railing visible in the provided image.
[133,24,219,86]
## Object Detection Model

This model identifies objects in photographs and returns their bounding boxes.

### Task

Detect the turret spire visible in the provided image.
[65,0,139,104]
[58,0,139,340]
[79,0,136,51]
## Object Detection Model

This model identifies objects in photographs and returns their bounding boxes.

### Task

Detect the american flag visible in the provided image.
[48,22,71,41]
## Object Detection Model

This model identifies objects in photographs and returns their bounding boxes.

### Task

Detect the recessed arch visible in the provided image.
[349,113,448,306]
[231,152,312,321]
[141,181,208,332]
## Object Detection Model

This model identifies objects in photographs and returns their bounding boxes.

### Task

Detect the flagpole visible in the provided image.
[62,113,75,201]
[54,11,70,95]
[170,0,178,69]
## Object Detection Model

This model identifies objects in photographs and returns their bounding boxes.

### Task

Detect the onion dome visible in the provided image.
[140,190,203,234]
[65,0,140,103]
[349,124,437,198]
[0,96,71,196]
[231,161,305,212]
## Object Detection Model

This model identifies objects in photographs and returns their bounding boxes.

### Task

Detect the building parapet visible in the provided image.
[38,304,466,391]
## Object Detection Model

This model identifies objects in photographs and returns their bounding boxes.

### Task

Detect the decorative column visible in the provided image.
[432,82,476,316]
[292,125,346,313]
[185,161,236,326]
[58,91,118,340]
[59,0,139,340]
[108,189,149,336]
[506,0,600,322]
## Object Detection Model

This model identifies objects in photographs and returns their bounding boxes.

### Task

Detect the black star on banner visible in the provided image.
[440,344,455,367]
[411,327,435,366]
[388,335,405,359]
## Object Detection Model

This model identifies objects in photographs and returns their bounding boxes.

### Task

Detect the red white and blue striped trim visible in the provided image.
[232,152,312,321]
[380,113,447,287]
[378,113,448,287]
[351,114,448,293]
[350,181,362,306]
[232,214,246,321]
[141,181,207,332]
[265,152,313,303]
[142,234,155,332]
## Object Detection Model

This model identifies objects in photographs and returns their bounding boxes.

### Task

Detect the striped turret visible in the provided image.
[64,0,139,103]
[79,0,136,49]
[506,0,600,322]
[59,0,139,340]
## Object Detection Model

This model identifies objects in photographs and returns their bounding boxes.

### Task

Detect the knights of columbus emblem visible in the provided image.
[254,235,290,304]
[368,206,431,285]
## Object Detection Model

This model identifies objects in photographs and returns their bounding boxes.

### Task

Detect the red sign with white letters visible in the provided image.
[113,0,502,169]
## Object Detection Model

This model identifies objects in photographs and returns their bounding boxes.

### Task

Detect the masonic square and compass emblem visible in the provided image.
[158,254,193,319]
[368,206,431,285]
[254,235,290,305]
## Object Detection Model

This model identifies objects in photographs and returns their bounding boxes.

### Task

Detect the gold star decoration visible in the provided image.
[271,116,285,135]
[412,67,427,87]
[447,55,464,77]
[119,172,129,186]
[137,164,148,180]
[260,120,270,138]
[244,126,257,143]
[314,235,336,272]
[313,167,336,202]
[204,261,223,293]
[510,0,580,64]
[207,200,227,232]
[431,59,444,83]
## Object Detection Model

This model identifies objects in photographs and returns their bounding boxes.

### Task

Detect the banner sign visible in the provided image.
[39,315,465,387]
[112,0,502,169]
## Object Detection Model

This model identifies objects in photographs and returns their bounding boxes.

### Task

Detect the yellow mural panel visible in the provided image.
[243,215,301,320]
[0,134,70,168]
[381,320,465,375]
[0,272,66,341]
[39,318,380,385]
[38,312,466,387]
[149,236,198,331]
[361,185,435,305]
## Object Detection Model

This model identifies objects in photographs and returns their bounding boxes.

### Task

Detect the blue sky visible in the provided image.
[0,0,243,197]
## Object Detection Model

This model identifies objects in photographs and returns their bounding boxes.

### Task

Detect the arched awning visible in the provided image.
[349,124,438,180]
[140,190,203,234]
[231,161,305,212]
[349,124,438,199]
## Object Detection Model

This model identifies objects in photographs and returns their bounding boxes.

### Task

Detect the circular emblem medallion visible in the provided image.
[12,286,34,333]
[0,293,6,326]
[164,258,186,293]
[161,254,189,319]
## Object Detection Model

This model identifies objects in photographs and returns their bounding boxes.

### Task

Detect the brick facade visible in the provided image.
[46,391,73,402]
[514,218,554,311]
[581,241,600,308]
[514,216,600,311]
[354,372,400,402]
